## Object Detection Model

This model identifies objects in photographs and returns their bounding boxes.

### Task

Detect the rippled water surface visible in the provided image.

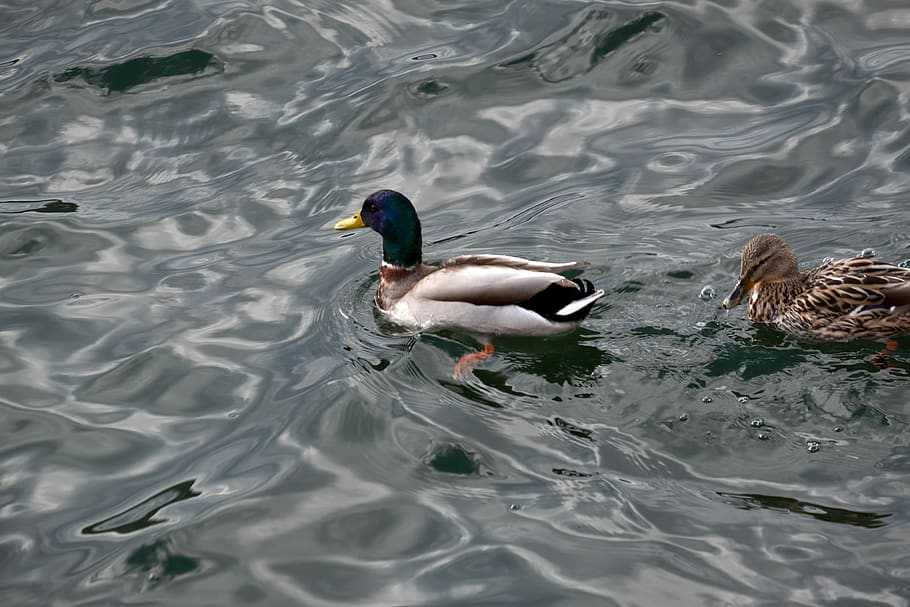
[4,1,910,605]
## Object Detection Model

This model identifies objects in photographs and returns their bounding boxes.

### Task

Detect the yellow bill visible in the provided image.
[334,212,366,230]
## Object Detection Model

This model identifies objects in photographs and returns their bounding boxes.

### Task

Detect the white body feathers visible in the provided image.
[378,255,605,336]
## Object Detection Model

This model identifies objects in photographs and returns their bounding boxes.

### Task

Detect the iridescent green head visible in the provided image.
[334,190,422,267]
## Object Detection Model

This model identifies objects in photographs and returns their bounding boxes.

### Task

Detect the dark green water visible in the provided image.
[3,1,910,605]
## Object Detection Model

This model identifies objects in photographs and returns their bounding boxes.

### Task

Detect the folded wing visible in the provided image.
[801,257,910,315]
[413,257,604,321]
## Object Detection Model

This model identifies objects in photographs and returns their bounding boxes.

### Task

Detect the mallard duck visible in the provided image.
[722,234,910,340]
[334,190,605,376]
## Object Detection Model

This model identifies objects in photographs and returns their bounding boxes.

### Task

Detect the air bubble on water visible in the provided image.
[509,503,521,512]
[859,248,875,258]
[806,440,821,453]
[702,396,713,404]
[757,431,770,440]
[679,413,689,422]
[750,418,764,428]
[822,257,834,264]
[738,396,749,404]
[900,259,910,269]
[833,425,845,432]
[699,285,716,300]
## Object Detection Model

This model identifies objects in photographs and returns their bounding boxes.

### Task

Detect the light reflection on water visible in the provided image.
[3,0,910,604]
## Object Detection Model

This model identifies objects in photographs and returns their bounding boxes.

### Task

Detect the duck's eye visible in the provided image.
[365,202,376,213]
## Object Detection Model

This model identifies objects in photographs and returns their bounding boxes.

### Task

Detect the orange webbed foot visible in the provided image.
[453,342,495,379]
[870,338,899,369]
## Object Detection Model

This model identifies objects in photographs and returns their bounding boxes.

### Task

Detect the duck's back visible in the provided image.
[782,257,910,339]
[380,255,603,336]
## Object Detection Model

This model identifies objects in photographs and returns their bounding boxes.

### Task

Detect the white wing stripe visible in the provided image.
[556,290,606,316]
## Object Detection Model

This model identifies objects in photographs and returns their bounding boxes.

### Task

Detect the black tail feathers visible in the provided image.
[518,278,600,322]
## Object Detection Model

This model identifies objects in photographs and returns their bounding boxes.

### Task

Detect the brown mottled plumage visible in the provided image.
[722,234,910,339]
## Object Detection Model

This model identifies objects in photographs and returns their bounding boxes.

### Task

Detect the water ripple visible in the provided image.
[4,0,910,604]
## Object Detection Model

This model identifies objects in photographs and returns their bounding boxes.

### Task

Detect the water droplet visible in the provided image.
[833,425,845,432]
[757,431,770,440]
[859,248,875,258]
[702,396,713,404]
[806,440,821,453]
[750,418,764,428]
[678,413,689,422]
[699,285,716,300]
[508,503,521,512]
[738,396,749,404]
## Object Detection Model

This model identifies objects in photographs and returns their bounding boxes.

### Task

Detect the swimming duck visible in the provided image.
[722,234,910,340]
[334,190,605,376]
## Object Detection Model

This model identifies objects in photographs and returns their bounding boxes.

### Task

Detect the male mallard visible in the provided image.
[722,234,910,340]
[334,190,605,376]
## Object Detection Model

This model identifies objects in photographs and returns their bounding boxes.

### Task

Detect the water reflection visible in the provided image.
[83,481,200,535]
[125,538,200,589]
[500,9,666,84]
[427,443,484,475]
[0,199,77,214]
[54,49,221,94]
[719,492,892,529]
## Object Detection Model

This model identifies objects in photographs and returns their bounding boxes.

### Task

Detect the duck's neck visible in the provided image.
[748,278,806,322]
[377,261,422,310]
[380,261,419,276]
[381,226,421,267]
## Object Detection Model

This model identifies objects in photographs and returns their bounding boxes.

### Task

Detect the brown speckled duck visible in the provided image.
[722,234,910,340]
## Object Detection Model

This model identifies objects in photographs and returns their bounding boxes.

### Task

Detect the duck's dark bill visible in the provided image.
[722,279,746,309]
[334,213,366,230]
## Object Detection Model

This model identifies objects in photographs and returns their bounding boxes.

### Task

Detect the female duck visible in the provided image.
[335,190,604,375]
[722,234,910,340]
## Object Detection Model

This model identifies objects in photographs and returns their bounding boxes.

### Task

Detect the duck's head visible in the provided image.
[722,234,799,309]
[334,190,422,267]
